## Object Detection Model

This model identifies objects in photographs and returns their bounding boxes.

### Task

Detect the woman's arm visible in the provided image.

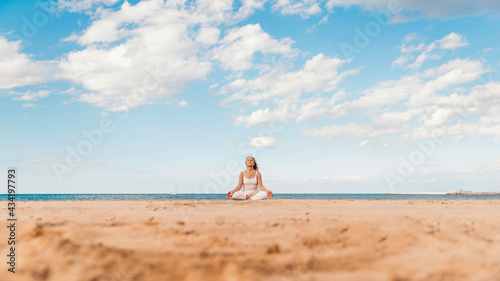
[232,172,244,191]
[227,172,244,198]
[256,172,267,191]
[257,172,273,198]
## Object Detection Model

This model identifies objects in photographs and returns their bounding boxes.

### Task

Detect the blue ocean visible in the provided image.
[1,193,500,201]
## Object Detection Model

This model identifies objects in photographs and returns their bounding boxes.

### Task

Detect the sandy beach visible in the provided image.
[1,199,500,281]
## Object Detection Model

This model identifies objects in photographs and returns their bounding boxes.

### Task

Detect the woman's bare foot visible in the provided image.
[246,192,258,200]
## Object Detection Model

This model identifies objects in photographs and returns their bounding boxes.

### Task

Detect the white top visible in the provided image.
[242,170,258,192]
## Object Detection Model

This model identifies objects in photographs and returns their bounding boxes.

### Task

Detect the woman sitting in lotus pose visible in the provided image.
[226,156,273,200]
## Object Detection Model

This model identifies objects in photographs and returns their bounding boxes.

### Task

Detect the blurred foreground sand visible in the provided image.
[1,199,500,281]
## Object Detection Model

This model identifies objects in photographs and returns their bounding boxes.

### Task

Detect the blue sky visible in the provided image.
[1,0,500,194]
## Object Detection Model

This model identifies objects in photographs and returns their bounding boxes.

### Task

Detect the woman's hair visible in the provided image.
[246,156,259,171]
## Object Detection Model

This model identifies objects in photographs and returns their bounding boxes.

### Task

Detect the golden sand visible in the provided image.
[1,199,500,281]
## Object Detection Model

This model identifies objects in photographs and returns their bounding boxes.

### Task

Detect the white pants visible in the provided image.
[231,190,268,200]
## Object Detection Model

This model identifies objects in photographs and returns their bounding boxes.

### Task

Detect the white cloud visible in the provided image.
[195,27,220,46]
[177,100,188,107]
[438,32,469,50]
[57,0,121,12]
[10,90,52,101]
[392,32,469,69]
[58,0,270,111]
[391,55,410,68]
[212,23,297,71]
[304,58,494,144]
[249,136,278,148]
[305,25,317,34]
[331,75,421,117]
[234,108,277,127]
[297,97,332,121]
[325,0,500,20]
[403,32,419,42]
[194,0,267,24]
[233,96,300,127]
[225,54,357,127]
[223,53,355,115]
[272,0,322,18]
[319,15,328,24]
[418,58,484,97]
[401,81,500,141]
[59,1,212,111]
[0,37,55,89]
[304,123,402,139]
[22,103,35,108]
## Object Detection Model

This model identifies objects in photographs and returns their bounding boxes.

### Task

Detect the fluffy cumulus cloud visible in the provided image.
[249,136,278,148]
[212,23,297,71]
[59,0,273,111]
[1,0,309,111]
[325,0,500,20]
[0,37,55,89]
[303,57,500,145]
[223,54,358,126]
[392,32,469,69]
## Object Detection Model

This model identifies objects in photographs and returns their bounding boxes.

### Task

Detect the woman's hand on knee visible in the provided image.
[266,190,273,198]
[226,191,234,198]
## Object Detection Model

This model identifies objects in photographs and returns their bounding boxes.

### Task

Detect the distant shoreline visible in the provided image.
[385,192,446,195]
[446,191,500,195]
[386,191,500,195]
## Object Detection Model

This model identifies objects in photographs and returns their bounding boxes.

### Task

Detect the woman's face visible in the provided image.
[246,157,255,167]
